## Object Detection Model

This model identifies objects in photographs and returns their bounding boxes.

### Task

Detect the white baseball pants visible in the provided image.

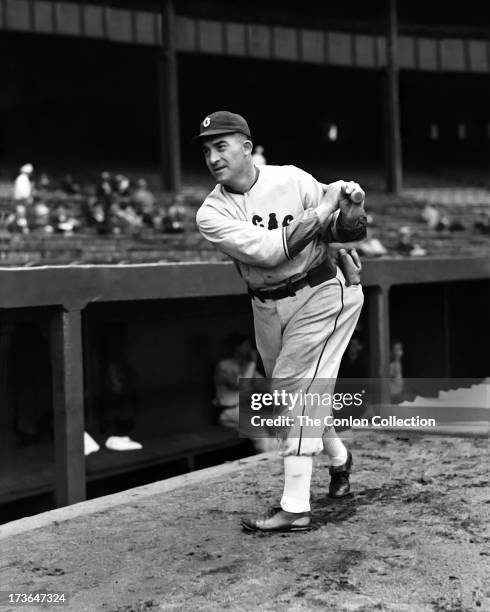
[252,267,364,457]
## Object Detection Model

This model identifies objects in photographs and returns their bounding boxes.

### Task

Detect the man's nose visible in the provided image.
[209,150,220,165]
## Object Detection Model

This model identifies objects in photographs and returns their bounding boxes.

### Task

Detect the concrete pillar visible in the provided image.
[367,286,391,409]
[157,0,181,193]
[442,283,451,378]
[385,0,403,194]
[50,308,86,507]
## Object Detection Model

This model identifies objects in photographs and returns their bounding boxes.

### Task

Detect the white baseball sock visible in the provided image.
[280,455,313,513]
[323,428,348,467]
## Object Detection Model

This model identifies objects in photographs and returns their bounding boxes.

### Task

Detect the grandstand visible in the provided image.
[0,176,488,265]
[0,0,488,265]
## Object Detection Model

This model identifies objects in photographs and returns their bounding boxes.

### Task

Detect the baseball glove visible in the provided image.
[337,248,362,286]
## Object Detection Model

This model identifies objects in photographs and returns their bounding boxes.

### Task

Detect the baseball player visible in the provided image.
[195,111,367,532]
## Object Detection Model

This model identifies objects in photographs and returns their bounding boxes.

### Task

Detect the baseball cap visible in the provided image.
[193,111,251,141]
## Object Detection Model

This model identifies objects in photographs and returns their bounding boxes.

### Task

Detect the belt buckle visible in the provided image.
[285,280,296,297]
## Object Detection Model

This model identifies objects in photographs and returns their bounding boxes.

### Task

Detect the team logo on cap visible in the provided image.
[203,116,211,127]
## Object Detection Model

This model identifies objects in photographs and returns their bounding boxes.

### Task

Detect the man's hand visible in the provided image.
[319,180,367,242]
[318,180,365,228]
[338,181,366,230]
[321,180,364,203]
[339,181,365,219]
[337,247,362,286]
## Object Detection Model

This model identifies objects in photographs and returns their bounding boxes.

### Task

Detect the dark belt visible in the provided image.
[248,259,336,302]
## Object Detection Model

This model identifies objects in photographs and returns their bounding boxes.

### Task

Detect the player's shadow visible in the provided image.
[312,482,406,529]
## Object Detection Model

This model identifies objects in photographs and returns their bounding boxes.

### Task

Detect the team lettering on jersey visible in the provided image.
[252,213,294,230]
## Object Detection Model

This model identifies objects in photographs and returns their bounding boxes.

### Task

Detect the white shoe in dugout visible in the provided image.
[84,432,100,456]
[105,436,143,451]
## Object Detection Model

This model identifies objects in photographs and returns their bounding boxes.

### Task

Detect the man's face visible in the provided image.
[234,339,252,361]
[348,338,362,359]
[201,133,250,184]
[392,342,404,360]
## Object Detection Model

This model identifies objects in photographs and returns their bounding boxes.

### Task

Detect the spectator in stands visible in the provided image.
[338,335,367,379]
[96,172,113,234]
[423,205,465,233]
[358,228,388,257]
[162,194,187,233]
[79,196,97,230]
[151,205,167,232]
[0,210,9,232]
[395,226,427,257]
[435,212,451,232]
[13,164,34,204]
[99,322,143,452]
[92,202,107,234]
[6,203,30,234]
[38,173,51,193]
[421,203,440,229]
[214,333,275,453]
[132,178,156,228]
[389,340,405,402]
[61,174,81,195]
[51,203,79,234]
[112,200,143,235]
[252,145,266,166]
[113,174,131,198]
[32,198,53,233]
[97,171,112,199]
[474,212,490,235]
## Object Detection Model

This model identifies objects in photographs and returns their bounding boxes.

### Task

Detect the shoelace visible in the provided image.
[261,506,283,520]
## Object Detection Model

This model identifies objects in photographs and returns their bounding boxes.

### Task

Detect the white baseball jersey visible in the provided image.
[196,165,335,289]
[14,173,32,201]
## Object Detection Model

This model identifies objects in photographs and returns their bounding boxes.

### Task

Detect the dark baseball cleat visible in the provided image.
[329,450,353,498]
[241,506,311,533]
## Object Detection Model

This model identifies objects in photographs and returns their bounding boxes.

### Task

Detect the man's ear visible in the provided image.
[243,140,253,155]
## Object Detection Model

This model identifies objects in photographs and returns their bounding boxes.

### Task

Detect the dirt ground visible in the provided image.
[1,431,489,612]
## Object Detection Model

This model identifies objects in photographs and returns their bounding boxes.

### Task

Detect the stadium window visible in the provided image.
[429,123,439,140]
[457,123,466,140]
